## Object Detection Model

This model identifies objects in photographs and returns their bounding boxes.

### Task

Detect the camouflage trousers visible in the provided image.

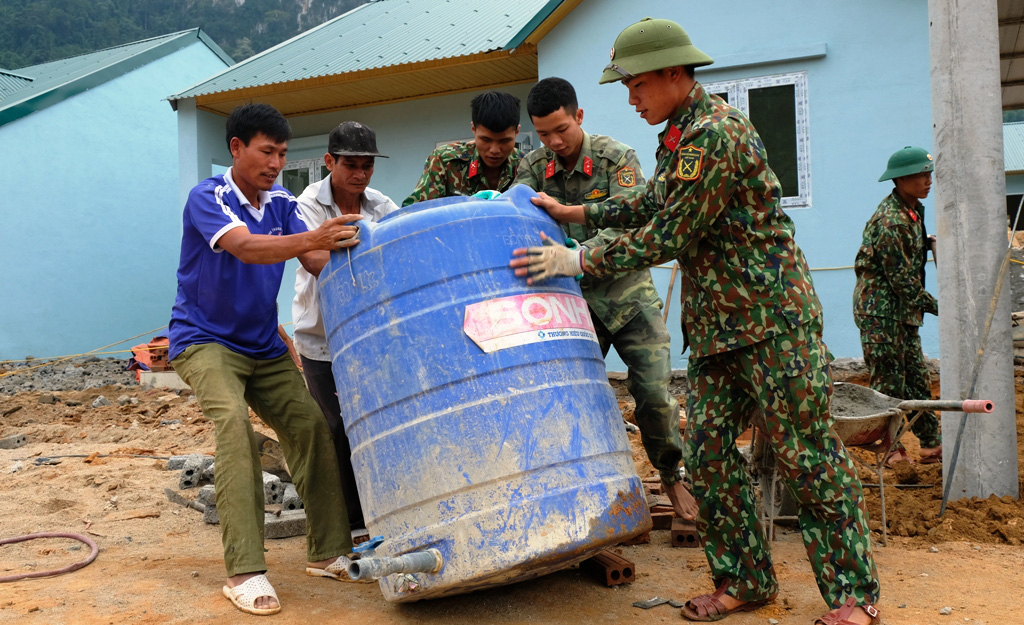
[856,315,941,448]
[684,318,880,608]
[594,303,683,485]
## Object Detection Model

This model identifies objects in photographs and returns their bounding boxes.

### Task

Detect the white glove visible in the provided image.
[520,235,584,283]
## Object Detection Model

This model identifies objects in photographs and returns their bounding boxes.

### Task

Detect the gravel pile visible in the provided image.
[0,356,137,395]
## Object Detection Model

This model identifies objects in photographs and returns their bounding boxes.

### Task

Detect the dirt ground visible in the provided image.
[1,366,1023,625]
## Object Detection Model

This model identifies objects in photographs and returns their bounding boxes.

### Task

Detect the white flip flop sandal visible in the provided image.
[222,573,281,616]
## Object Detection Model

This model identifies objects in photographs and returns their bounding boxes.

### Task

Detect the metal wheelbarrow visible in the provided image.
[752,382,993,546]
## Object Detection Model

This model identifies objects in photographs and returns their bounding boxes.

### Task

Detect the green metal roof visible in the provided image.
[1006,121,1024,174]
[0,29,233,128]
[169,0,564,101]
[0,69,32,100]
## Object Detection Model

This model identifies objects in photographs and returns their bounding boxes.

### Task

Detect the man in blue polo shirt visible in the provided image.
[169,103,363,616]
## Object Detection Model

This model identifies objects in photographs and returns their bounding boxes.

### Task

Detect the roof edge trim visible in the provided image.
[1,30,204,128]
[505,0,568,51]
[196,29,235,67]
[0,69,34,81]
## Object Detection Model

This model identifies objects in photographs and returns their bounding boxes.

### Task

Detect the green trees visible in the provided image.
[0,0,364,69]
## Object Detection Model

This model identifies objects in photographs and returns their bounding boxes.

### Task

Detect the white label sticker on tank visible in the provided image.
[463,293,598,353]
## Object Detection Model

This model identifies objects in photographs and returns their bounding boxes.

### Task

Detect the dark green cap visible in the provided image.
[878,146,933,182]
[600,18,713,85]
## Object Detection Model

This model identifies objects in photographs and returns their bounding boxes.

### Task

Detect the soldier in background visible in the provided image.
[513,76,696,521]
[403,91,523,205]
[853,146,941,464]
[511,18,881,625]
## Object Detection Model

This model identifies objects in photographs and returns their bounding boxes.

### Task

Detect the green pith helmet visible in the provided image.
[878,146,933,182]
[600,17,714,85]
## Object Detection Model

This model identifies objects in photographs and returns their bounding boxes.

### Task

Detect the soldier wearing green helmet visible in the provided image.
[512,16,881,625]
[854,146,941,466]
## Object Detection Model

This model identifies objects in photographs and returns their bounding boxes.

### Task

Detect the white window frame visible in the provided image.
[703,71,811,209]
[277,157,327,192]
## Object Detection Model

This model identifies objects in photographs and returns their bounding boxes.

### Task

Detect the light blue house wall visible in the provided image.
[535,0,937,369]
[0,41,230,360]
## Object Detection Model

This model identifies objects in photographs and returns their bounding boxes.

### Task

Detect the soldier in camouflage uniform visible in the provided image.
[514,77,696,520]
[853,146,941,464]
[511,18,880,625]
[403,91,524,206]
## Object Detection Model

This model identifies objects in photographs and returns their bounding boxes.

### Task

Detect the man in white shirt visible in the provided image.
[291,121,399,532]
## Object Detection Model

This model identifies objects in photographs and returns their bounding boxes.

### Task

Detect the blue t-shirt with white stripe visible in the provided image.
[169,170,308,361]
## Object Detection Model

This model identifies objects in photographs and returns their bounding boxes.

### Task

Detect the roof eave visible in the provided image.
[189,45,540,118]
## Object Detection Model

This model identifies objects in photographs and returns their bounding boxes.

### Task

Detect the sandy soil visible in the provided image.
[1,369,1022,625]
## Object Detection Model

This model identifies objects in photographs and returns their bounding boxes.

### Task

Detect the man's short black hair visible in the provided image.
[470,91,520,133]
[225,103,291,150]
[527,77,578,119]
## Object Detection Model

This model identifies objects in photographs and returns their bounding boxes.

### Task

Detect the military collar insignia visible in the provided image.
[546,156,592,178]
[468,160,479,178]
[663,125,683,151]
[676,145,704,181]
[892,191,921,221]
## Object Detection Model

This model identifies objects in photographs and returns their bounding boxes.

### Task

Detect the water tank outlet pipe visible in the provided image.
[347,548,444,582]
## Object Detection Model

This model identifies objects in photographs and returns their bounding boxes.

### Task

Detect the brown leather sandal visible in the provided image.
[679,584,776,622]
[814,597,881,625]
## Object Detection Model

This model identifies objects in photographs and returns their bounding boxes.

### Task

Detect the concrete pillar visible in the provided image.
[929,0,1019,502]
[176,98,230,205]
[176,98,204,206]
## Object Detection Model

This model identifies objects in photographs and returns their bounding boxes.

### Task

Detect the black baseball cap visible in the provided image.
[327,121,388,158]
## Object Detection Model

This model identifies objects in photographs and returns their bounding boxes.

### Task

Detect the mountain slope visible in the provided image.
[0,0,367,69]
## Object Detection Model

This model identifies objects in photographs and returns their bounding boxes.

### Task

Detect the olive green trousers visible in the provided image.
[172,343,352,577]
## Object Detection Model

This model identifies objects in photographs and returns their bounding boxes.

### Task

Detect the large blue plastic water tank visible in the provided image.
[318,185,651,602]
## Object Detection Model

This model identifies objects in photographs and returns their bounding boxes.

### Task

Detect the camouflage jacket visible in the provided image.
[852,191,937,326]
[402,140,523,206]
[514,132,661,333]
[581,82,821,358]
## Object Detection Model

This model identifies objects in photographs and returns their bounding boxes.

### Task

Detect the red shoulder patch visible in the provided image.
[663,125,683,151]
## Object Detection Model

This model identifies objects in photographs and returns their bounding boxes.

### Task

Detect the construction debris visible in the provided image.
[671,518,700,548]
[0,433,27,450]
[580,549,635,586]
[178,454,214,489]
[164,487,204,512]
[632,596,683,609]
